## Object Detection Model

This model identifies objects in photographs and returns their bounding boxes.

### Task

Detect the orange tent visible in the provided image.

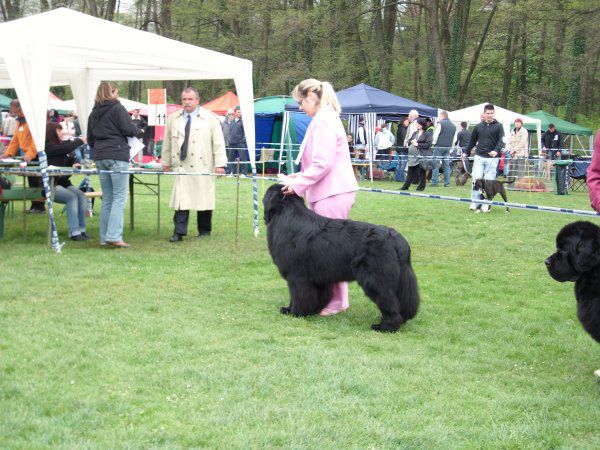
[201,91,239,115]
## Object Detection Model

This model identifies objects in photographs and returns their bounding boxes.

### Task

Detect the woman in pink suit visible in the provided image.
[282,78,359,316]
[588,131,600,213]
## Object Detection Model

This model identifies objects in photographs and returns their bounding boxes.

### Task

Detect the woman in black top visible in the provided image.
[87,81,140,248]
[45,122,88,241]
[400,119,432,191]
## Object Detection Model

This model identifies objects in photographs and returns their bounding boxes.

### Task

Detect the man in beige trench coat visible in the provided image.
[162,87,228,242]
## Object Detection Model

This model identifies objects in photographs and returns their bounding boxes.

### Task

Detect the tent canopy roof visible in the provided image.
[524,110,593,136]
[201,91,239,115]
[255,95,297,116]
[448,103,542,148]
[285,83,437,116]
[0,7,255,158]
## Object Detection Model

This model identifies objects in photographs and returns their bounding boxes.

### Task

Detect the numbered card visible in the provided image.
[147,89,167,126]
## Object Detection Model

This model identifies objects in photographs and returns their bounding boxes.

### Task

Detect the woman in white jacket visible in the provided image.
[374,122,395,167]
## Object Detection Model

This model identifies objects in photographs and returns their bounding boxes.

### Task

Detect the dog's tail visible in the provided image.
[397,263,420,320]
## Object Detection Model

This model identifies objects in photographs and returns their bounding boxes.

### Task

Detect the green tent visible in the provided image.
[0,93,12,109]
[254,95,304,173]
[524,110,593,136]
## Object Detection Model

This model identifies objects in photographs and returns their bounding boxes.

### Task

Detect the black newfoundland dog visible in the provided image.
[263,184,419,332]
[545,221,600,368]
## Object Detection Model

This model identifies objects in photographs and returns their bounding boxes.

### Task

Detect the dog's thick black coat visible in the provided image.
[263,184,419,332]
[474,179,510,212]
[545,221,600,344]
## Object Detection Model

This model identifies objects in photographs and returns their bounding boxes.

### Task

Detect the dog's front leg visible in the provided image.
[284,277,323,316]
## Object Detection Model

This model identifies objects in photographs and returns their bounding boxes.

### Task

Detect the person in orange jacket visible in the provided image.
[0,99,45,212]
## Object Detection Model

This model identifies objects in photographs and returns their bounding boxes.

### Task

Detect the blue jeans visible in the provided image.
[432,148,451,186]
[54,184,87,236]
[471,155,499,202]
[96,159,129,243]
[394,151,408,182]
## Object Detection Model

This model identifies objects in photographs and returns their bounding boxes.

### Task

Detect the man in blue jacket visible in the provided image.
[466,104,505,212]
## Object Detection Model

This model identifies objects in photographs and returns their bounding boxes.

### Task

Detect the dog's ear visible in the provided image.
[573,237,600,273]
[263,184,285,225]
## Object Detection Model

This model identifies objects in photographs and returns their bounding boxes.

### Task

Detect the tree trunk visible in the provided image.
[535,20,547,110]
[500,6,519,108]
[458,3,497,103]
[413,5,423,101]
[426,0,448,107]
[565,29,586,121]
[381,0,398,91]
[519,24,527,112]
[447,0,471,108]
[550,0,567,115]
[372,0,385,87]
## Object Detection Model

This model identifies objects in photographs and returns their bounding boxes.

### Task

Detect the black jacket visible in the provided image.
[396,125,408,150]
[228,118,246,146]
[87,100,140,162]
[45,138,84,188]
[410,130,433,155]
[467,120,505,157]
[455,129,471,148]
[542,129,563,150]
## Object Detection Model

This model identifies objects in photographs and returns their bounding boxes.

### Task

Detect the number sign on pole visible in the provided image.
[147,89,167,126]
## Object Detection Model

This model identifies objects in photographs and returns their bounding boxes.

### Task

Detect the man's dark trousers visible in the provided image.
[173,210,212,236]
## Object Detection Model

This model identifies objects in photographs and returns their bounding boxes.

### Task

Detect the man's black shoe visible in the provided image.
[169,234,183,242]
[197,232,211,238]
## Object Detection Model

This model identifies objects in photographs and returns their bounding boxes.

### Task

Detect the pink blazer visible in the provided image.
[587,131,600,213]
[292,109,359,203]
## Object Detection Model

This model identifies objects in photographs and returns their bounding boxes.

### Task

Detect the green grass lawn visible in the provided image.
[1,176,599,448]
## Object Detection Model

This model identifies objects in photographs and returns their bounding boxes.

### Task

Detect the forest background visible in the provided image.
[1,0,599,130]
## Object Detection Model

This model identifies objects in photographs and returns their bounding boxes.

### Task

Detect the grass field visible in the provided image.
[1,175,599,448]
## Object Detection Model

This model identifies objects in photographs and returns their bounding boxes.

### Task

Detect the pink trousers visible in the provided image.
[309,191,356,311]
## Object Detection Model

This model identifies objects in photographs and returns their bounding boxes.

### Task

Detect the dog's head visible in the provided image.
[545,221,600,282]
[263,184,303,225]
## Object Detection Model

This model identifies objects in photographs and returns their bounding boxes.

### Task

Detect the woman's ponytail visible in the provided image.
[292,78,341,115]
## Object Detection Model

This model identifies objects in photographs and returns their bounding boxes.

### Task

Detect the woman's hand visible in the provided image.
[281,184,295,195]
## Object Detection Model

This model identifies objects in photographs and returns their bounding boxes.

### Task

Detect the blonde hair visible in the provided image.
[292,78,341,114]
[95,81,118,105]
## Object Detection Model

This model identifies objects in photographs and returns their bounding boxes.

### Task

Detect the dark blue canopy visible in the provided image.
[285,83,437,117]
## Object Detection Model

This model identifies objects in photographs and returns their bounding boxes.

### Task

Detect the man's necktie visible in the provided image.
[181,114,191,161]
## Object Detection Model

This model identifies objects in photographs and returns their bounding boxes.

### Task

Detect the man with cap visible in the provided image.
[221,108,235,174]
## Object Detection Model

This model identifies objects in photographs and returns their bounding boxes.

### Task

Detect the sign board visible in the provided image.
[147,88,167,126]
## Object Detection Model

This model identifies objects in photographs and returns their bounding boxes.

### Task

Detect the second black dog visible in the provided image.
[474,179,510,212]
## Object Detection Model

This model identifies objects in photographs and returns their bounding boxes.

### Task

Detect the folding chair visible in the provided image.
[379,154,399,180]
[569,159,590,192]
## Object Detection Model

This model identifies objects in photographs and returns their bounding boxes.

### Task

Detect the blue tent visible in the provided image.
[285,83,437,117]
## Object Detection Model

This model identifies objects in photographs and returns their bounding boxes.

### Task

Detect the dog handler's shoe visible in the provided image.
[320,307,348,317]
[594,369,600,379]
[481,204,491,213]
[469,203,477,211]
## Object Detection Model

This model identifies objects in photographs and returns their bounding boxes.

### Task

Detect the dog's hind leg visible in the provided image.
[354,273,404,332]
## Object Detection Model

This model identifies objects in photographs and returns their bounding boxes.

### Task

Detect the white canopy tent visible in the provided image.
[0,8,257,250]
[54,97,147,113]
[447,103,542,150]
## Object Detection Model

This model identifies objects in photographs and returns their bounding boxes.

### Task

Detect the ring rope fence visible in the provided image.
[2,153,596,254]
